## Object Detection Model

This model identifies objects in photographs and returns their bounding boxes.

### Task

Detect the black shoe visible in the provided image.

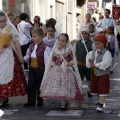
[24,102,35,107]
[5,98,9,104]
[0,98,9,107]
[37,102,43,106]
[61,102,68,110]
[87,91,93,97]
[110,71,113,74]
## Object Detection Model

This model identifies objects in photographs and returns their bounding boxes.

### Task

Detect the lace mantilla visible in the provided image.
[0,49,14,84]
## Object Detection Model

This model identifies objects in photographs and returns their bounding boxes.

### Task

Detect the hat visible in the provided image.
[80,27,89,34]
[94,34,107,45]
[34,16,40,21]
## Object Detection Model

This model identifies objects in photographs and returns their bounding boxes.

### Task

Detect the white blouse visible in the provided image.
[86,50,112,70]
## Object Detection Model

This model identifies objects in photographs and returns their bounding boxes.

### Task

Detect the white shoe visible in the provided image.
[96,106,103,112]
[96,102,103,112]
[103,103,105,107]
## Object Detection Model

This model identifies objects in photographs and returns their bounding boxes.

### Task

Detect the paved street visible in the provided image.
[1,54,120,120]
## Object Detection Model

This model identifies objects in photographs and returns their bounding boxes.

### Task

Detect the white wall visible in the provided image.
[0,0,2,10]
[116,0,120,5]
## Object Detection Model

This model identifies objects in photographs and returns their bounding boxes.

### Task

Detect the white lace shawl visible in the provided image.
[0,10,20,84]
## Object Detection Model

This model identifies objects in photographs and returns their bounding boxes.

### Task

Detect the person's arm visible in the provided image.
[24,48,30,63]
[96,19,102,28]
[113,20,117,36]
[73,42,76,54]
[92,43,96,50]
[96,19,105,33]
[95,51,112,70]
[27,22,33,32]
[114,36,119,53]
[14,40,24,63]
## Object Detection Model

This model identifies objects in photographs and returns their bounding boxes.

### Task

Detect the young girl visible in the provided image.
[89,24,96,42]
[0,10,27,106]
[43,25,58,67]
[107,26,119,73]
[42,18,57,37]
[86,34,112,112]
[43,25,57,48]
[40,33,84,109]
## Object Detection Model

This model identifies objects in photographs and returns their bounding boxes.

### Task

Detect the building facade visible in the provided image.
[0,0,81,40]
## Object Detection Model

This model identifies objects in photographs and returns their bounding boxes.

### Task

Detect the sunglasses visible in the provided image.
[8,14,13,16]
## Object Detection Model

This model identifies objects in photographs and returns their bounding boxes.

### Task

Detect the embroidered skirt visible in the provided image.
[0,50,27,98]
[40,66,84,101]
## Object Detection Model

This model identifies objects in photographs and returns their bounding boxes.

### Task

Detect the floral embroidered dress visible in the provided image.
[40,45,84,101]
[0,24,27,98]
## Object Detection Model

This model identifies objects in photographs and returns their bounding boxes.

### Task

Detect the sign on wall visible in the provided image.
[87,2,96,9]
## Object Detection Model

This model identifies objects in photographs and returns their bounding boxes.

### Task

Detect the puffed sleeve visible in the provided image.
[24,48,30,63]
[95,51,112,70]
[10,28,19,42]
[65,51,73,63]
[86,51,93,68]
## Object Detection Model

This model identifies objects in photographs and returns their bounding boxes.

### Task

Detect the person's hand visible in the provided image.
[91,63,95,67]
[56,54,60,58]
[67,63,73,67]
[19,55,24,64]
[89,59,93,64]
[89,59,95,67]
[102,29,106,33]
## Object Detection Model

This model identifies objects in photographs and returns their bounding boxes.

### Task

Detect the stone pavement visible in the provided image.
[1,55,120,120]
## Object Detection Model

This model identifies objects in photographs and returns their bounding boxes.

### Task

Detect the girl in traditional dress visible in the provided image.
[106,26,119,74]
[42,18,57,37]
[0,11,27,106]
[43,25,58,67]
[40,33,84,109]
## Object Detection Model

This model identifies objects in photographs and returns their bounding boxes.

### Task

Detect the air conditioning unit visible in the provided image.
[88,0,98,2]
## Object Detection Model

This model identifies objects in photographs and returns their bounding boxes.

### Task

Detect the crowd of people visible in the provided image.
[0,8,119,112]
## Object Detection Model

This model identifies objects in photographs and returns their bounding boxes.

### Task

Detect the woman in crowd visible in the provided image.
[0,10,27,106]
